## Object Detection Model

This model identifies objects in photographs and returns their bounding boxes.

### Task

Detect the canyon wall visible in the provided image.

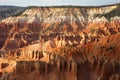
[0,4,120,80]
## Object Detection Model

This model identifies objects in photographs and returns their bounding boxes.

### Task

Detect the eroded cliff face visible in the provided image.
[1,5,118,23]
[1,33,120,80]
[0,19,120,51]
[0,4,120,80]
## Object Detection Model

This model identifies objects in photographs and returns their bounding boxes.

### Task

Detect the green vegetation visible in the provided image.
[59,22,64,27]
[94,4,120,20]
[106,45,115,52]
[90,28,95,33]
[39,3,120,8]
[59,22,64,31]
[44,24,55,33]
[0,6,24,20]
[11,6,40,17]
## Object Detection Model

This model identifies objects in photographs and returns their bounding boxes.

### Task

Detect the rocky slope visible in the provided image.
[0,4,120,80]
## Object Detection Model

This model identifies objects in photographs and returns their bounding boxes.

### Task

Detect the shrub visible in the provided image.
[106,46,115,52]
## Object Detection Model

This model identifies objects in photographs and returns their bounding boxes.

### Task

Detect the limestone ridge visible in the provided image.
[1,4,120,23]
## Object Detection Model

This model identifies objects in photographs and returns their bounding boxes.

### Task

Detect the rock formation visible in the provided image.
[0,4,120,80]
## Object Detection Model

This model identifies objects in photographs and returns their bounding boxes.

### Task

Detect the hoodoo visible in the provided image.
[0,4,120,80]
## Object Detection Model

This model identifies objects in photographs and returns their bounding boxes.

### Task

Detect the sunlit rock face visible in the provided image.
[1,5,118,23]
[0,4,120,80]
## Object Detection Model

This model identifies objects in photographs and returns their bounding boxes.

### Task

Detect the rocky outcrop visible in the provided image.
[4,51,120,80]
[0,19,120,51]
[0,4,120,51]
[13,57,78,80]
[1,34,120,80]
[0,23,41,50]
[0,4,120,80]
[1,5,118,23]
